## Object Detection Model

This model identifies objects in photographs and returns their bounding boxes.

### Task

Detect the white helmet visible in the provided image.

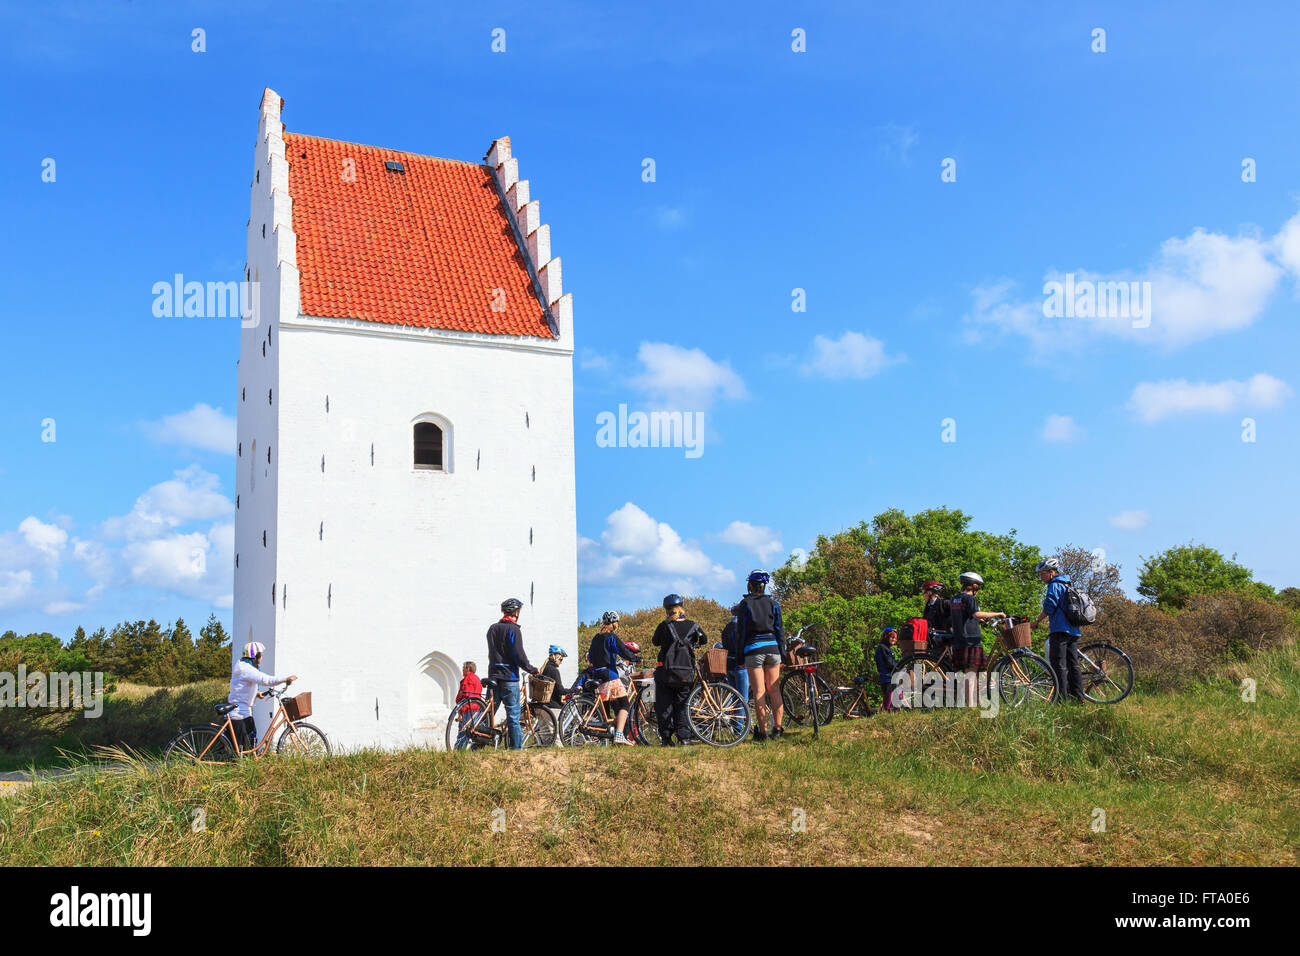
[1035,557,1060,573]
[958,571,984,587]
[243,641,266,659]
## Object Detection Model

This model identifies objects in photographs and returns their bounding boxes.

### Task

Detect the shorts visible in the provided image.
[952,644,986,671]
[595,679,627,701]
[745,652,782,668]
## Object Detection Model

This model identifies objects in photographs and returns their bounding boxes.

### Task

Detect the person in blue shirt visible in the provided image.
[1032,557,1084,702]
[586,611,641,745]
[874,627,899,711]
[736,570,786,741]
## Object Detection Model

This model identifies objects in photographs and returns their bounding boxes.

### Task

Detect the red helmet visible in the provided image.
[922,581,943,592]
[624,641,641,654]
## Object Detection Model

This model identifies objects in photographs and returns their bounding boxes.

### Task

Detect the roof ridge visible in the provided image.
[283,131,483,167]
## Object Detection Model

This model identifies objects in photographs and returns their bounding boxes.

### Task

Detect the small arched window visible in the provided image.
[413,422,444,470]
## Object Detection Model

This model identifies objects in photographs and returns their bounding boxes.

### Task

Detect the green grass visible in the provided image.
[2,646,1296,866]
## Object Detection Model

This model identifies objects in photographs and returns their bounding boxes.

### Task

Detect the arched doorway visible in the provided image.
[408,651,461,748]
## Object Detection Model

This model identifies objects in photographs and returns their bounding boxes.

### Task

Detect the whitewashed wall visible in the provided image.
[270,317,577,749]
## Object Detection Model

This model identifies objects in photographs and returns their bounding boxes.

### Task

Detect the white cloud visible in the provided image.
[142,403,236,455]
[800,331,902,380]
[580,503,735,597]
[101,465,233,540]
[579,349,612,371]
[43,600,85,616]
[967,214,1300,351]
[1128,373,1291,423]
[1108,510,1151,531]
[1041,414,1083,443]
[0,571,34,609]
[629,342,748,410]
[18,516,68,561]
[718,521,784,563]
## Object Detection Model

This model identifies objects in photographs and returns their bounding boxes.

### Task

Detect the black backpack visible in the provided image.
[662,620,700,687]
[1062,584,1097,626]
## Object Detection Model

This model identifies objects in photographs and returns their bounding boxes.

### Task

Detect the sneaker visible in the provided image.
[659,738,675,747]
[752,729,768,742]
[612,732,635,746]
[770,725,784,740]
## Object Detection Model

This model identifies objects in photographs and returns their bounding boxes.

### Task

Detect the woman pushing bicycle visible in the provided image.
[228,641,298,751]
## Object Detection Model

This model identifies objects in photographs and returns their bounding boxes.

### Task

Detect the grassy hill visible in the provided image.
[2,642,1296,866]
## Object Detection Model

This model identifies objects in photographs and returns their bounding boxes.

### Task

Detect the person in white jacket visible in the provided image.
[228,641,297,752]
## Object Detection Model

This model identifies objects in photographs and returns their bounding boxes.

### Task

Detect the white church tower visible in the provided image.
[235,88,577,749]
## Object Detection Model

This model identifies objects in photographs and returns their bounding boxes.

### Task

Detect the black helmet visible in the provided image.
[501,598,523,614]
[662,593,684,610]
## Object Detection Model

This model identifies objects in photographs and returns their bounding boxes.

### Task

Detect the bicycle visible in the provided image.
[893,619,1058,708]
[832,674,883,719]
[1043,635,1135,703]
[779,628,835,726]
[164,682,330,762]
[444,676,558,750]
[789,641,827,738]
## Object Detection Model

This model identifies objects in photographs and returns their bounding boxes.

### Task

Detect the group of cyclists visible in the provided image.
[224,558,1089,753]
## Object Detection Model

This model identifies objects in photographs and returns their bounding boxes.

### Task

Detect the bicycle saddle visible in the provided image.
[214,702,238,715]
[852,675,869,684]
[793,644,818,658]
[582,679,600,694]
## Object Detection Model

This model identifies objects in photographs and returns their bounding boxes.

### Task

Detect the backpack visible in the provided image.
[1061,584,1097,626]
[662,620,700,687]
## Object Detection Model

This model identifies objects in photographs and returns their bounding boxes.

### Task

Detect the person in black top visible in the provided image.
[485,598,540,750]
[540,645,568,711]
[736,570,786,740]
[921,581,952,635]
[949,572,1006,703]
[651,594,705,745]
[875,627,899,711]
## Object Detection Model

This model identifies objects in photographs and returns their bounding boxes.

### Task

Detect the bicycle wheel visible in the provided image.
[991,650,1057,707]
[686,681,750,747]
[522,704,558,748]
[276,721,331,757]
[806,674,820,737]
[892,654,946,709]
[628,690,661,746]
[558,695,606,747]
[780,670,832,724]
[445,698,494,751]
[1078,642,1134,704]
[163,724,236,763]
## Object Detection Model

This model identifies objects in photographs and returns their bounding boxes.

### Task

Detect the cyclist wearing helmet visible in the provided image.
[1032,557,1084,702]
[651,594,705,745]
[737,570,786,741]
[876,627,900,711]
[921,581,952,635]
[486,598,540,750]
[540,645,568,712]
[227,641,297,752]
[949,572,1006,700]
[587,611,640,745]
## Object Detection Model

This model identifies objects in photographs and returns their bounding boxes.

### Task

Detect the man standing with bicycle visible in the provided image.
[487,598,540,750]
[1032,558,1084,702]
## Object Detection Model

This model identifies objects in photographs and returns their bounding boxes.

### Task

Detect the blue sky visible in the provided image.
[2,0,1298,635]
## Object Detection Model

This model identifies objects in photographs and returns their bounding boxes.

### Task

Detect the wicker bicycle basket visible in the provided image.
[703,647,730,680]
[999,621,1032,651]
[529,674,555,704]
[283,692,312,721]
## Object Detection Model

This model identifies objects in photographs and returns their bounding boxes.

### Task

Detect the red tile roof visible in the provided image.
[284,132,554,339]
